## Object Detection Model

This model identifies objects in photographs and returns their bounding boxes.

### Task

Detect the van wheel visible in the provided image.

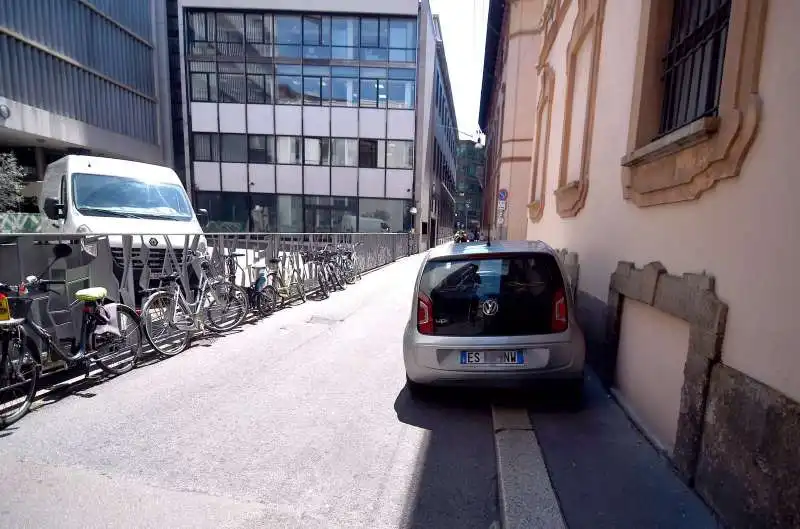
[561,378,584,411]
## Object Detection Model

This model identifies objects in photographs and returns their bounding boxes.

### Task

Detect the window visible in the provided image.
[189,61,217,102]
[248,135,275,164]
[276,136,302,164]
[196,191,250,232]
[358,198,411,232]
[215,13,245,57]
[360,18,379,47]
[245,14,272,58]
[658,0,731,136]
[276,195,303,232]
[332,17,359,46]
[249,194,278,232]
[386,140,413,169]
[389,19,416,49]
[304,138,331,165]
[193,133,220,161]
[358,139,385,168]
[303,77,325,105]
[331,138,358,167]
[331,67,359,107]
[218,63,246,103]
[388,68,415,109]
[220,134,247,163]
[246,63,273,104]
[276,65,302,104]
[275,15,302,44]
[303,15,330,45]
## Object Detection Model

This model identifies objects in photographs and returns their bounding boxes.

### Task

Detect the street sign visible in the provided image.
[498,188,508,201]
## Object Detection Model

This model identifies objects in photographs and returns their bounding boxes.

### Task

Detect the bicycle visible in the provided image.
[139,249,248,357]
[264,253,306,307]
[332,242,363,284]
[222,251,278,318]
[0,243,142,427]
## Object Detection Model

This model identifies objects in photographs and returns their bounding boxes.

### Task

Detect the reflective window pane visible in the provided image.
[190,73,210,101]
[331,138,358,166]
[197,192,250,232]
[386,140,414,169]
[331,46,357,60]
[389,49,416,62]
[216,13,245,42]
[221,134,248,163]
[388,80,414,109]
[303,45,331,59]
[358,139,385,168]
[188,12,209,42]
[304,195,332,233]
[248,135,275,164]
[332,17,359,47]
[379,18,390,48]
[275,15,302,44]
[277,195,303,232]
[361,47,388,61]
[360,18,379,47]
[304,138,330,165]
[331,78,358,107]
[360,79,377,107]
[303,77,321,105]
[193,133,219,161]
[358,198,411,232]
[389,19,416,49]
[250,194,278,232]
[276,136,302,164]
[218,74,245,103]
[276,75,302,104]
[303,15,321,45]
[245,14,264,43]
[275,44,301,58]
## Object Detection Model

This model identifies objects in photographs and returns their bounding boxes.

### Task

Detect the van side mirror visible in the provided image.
[43,197,66,220]
[196,208,209,228]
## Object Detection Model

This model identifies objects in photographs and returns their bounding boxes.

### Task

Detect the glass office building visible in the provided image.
[0,0,169,197]
[180,8,420,233]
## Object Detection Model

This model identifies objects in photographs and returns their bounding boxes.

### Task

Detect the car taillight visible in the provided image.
[552,288,568,332]
[417,293,434,334]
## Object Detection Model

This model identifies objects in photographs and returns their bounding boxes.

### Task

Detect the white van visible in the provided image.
[38,156,208,299]
[39,155,206,240]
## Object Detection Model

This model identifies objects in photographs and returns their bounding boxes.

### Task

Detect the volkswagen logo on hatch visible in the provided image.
[148,238,159,247]
[481,298,499,316]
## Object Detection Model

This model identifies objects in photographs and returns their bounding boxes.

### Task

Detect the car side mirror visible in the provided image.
[196,208,209,228]
[43,197,66,220]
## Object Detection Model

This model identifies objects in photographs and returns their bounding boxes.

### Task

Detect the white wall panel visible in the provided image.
[249,164,276,193]
[190,102,218,132]
[218,104,247,133]
[331,167,358,196]
[359,109,387,138]
[386,109,415,140]
[358,168,385,197]
[385,169,414,199]
[304,166,331,195]
[303,107,330,137]
[193,162,220,191]
[247,105,275,134]
[276,165,303,194]
[274,106,302,136]
[331,108,358,137]
[221,163,248,192]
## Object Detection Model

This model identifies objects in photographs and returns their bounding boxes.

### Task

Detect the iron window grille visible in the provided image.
[658,0,731,137]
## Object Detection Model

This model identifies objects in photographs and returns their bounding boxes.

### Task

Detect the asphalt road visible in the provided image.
[0,254,499,529]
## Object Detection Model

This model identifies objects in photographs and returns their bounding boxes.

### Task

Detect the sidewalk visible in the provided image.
[494,371,722,529]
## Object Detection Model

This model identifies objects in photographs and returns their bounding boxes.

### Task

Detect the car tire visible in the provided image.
[405,375,432,400]
[561,378,584,411]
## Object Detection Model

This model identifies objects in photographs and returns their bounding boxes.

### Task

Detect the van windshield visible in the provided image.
[72,173,194,222]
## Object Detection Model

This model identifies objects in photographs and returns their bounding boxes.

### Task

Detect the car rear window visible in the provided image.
[418,253,566,336]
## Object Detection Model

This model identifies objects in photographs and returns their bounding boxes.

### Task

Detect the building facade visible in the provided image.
[478,0,542,240]
[0,0,171,203]
[481,0,800,526]
[455,139,485,232]
[171,0,437,234]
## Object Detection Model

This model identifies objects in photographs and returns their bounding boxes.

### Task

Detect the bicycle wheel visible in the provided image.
[316,264,330,299]
[255,285,278,317]
[342,258,357,285]
[141,291,191,357]
[94,304,143,375]
[204,283,248,332]
[0,332,38,428]
[291,269,307,302]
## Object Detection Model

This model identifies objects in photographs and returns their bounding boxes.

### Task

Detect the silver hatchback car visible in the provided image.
[403,240,585,401]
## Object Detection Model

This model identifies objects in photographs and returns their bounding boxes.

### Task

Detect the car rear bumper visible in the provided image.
[403,329,585,387]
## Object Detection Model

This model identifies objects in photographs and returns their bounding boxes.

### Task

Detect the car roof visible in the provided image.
[427,240,557,260]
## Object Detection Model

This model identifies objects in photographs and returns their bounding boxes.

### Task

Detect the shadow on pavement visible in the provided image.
[394,386,500,529]
[530,372,722,529]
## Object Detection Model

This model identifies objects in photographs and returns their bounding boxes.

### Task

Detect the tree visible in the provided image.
[0,152,24,212]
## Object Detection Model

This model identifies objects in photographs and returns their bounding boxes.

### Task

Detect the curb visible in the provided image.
[492,406,567,529]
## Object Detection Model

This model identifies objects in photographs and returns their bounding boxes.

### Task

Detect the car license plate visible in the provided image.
[460,350,524,365]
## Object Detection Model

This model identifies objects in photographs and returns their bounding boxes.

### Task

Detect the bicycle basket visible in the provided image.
[8,296,34,319]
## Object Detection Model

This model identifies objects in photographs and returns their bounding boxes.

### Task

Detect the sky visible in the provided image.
[428,0,490,140]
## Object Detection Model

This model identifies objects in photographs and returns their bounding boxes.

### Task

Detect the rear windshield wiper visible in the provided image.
[79,207,144,219]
